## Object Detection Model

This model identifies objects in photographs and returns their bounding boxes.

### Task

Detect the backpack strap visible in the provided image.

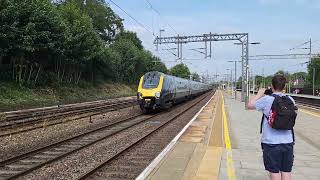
[292,128,295,142]
[260,93,274,134]
[260,114,267,134]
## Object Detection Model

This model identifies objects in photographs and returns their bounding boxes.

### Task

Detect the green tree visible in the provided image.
[144,53,167,73]
[110,38,145,84]
[253,75,272,89]
[291,72,307,87]
[274,70,285,75]
[236,76,242,88]
[264,76,273,88]
[115,31,143,50]
[110,31,167,84]
[0,0,167,88]
[170,63,190,79]
[191,72,200,82]
[254,75,263,88]
[57,0,123,42]
[291,72,307,80]
[307,57,320,86]
[58,1,104,84]
[83,0,123,42]
[0,0,66,84]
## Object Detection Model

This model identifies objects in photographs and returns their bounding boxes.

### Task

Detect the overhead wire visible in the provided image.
[112,0,207,63]
[108,0,153,35]
[143,0,180,58]
[107,0,178,58]
[289,40,310,51]
[144,0,179,35]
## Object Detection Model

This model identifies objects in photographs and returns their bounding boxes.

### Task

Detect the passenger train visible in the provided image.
[137,71,211,113]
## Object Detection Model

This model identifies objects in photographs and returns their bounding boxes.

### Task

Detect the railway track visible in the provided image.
[0,113,152,179]
[0,91,214,180]
[0,97,137,137]
[296,101,320,111]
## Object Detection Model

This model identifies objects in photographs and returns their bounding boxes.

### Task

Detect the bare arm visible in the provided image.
[247,88,266,110]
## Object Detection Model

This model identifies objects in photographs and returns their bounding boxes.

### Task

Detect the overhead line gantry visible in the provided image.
[154,32,250,108]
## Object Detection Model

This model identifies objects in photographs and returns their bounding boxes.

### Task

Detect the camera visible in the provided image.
[264,88,273,95]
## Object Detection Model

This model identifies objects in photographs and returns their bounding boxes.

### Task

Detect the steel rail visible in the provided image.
[0,100,137,137]
[0,113,155,180]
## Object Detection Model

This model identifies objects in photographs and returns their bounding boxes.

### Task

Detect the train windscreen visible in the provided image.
[143,72,160,89]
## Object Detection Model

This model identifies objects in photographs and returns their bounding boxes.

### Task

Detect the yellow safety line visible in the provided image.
[222,98,232,150]
[299,109,320,118]
[222,94,236,180]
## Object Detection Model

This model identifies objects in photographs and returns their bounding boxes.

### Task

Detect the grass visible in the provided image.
[0,82,136,112]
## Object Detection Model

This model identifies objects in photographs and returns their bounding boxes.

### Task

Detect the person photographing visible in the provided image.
[247,75,297,180]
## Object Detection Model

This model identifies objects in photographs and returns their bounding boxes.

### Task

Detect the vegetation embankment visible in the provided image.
[0,82,135,112]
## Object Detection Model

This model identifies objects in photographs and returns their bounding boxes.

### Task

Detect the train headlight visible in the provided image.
[155,92,161,98]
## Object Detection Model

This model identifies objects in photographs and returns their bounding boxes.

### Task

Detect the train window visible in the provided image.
[143,73,160,89]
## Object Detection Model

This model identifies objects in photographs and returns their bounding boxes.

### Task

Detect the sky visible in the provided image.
[107,0,320,81]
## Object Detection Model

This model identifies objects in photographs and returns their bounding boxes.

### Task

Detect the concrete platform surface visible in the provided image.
[221,94,320,180]
[144,92,223,180]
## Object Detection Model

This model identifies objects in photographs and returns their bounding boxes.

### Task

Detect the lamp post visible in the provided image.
[228,60,242,99]
[226,69,233,95]
[223,74,231,91]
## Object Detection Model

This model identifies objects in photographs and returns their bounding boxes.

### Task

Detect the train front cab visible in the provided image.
[137,72,164,113]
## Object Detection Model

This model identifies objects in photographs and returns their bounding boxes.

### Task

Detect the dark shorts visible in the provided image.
[261,143,294,173]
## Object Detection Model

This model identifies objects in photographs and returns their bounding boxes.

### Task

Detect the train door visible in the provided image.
[172,76,177,101]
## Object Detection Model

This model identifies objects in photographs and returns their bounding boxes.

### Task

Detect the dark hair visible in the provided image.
[272,75,287,91]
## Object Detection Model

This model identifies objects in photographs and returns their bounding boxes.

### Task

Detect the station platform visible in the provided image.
[138,91,320,180]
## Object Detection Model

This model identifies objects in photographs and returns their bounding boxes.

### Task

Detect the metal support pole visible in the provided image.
[248,70,250,98]
[209,32,212,58]
[288,75,291,94]
[180,42,182,59]
[262,68,265,88]
[310,38,315,96]
[156,36,159,51]
[234,61,237,99]
[231,70,233,95]
[253,73,256,95]
[313,67,316,96]
[241,43,245,102]
[205,40,207,58]
[244,35,250,109]
[177,34,180,59]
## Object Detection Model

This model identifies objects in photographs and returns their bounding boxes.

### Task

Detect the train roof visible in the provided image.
[143,71,209,85]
